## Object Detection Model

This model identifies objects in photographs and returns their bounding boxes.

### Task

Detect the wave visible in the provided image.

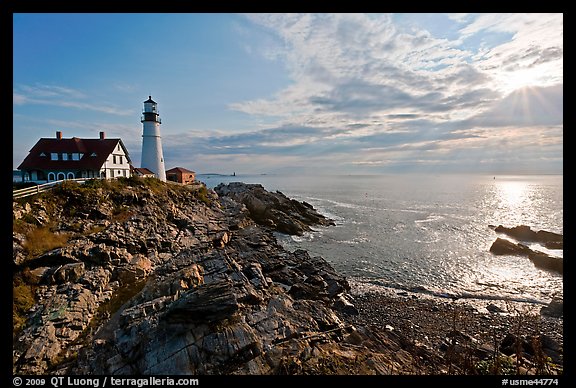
[349,278,550,307]
[336,236,371,245]
[414,214,445,225]
[302,195,425,216]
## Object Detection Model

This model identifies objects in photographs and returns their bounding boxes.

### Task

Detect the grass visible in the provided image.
[22,226,71,257]
[13,274,36,338]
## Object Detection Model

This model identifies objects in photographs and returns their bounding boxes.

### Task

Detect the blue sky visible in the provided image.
[13,13,563,175]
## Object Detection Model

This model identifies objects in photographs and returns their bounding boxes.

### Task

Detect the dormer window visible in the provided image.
[90,152,97,157]
[39,152,46,157]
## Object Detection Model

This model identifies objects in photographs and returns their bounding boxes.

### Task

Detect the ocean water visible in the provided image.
[201,173,563,311]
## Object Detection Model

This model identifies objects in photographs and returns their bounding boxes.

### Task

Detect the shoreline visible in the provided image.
[347,278,555,315]
[340,282,563,374]
[13,179,563,375]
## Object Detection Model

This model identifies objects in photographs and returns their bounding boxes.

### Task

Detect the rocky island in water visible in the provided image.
[12,177,563,376]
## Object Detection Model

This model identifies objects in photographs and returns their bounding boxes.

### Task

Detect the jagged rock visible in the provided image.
[486,303,505,313]
[489,238,563,275]
[333,294,359,315]
[51,262,86,283]
[494,225,563,249]
[214,182,335,235]
[541,297,563,318]
[528,252,563,274]
[243,262,269,289]
[163,280,239,323]
[489,238,532,255]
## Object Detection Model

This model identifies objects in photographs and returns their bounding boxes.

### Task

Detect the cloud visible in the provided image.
[13,83,135,116]
[232,14,506,129]
[219,13,562,173]
[463,84,563,127]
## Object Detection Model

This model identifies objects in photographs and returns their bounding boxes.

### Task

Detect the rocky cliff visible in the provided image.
[12,178,427,375]
[13,178,563,376]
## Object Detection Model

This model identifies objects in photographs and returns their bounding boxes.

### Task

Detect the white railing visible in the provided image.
[12,178,90,199]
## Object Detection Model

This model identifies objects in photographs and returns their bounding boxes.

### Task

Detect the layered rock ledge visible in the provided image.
[12,178,563,375]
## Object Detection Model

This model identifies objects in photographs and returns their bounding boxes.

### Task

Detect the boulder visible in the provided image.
[163,280,239,323]
[489,238,531,255]
[494,225,563,247]
[540,297,563,318]
[489,238,562,275]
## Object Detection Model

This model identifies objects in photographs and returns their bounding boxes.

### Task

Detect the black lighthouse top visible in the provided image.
[141,96,161,123]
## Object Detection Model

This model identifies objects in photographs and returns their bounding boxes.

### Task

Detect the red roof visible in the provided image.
[133,167,155,175]
[18,137,131,171]
[166,166,196,174]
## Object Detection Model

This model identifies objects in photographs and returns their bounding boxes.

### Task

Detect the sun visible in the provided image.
[495,66,552,95]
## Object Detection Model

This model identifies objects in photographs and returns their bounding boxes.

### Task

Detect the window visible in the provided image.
[51,153,58,160]
[48,172,55,181]
[39,152,46,157]
[90,152,97,157]
[72,153,80,161]
[57,172,65,180]
[62,153,68,161]
[119,155,123,164]
[113,155,117,164]
[67,172,75,179]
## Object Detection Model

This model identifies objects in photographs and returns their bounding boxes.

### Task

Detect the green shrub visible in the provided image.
[194,185,212,205]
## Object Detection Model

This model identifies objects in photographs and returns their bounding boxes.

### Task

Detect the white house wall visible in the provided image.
[102,142,132,179]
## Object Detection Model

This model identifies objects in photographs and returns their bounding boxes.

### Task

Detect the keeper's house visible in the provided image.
[17,131,132,183]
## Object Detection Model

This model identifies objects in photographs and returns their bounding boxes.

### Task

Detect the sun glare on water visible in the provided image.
[497,180,527,207]
[490,178,535,228]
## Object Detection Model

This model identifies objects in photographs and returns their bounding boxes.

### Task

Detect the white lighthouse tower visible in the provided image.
[140,95,166,182]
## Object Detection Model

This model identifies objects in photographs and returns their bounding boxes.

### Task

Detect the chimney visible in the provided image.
[99,131,105,140]
[56,131,62,140]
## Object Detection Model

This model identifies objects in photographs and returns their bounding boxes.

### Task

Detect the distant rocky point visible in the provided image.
[214,182,335,235]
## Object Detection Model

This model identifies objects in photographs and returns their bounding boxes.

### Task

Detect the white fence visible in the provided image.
[12,178,89,199]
